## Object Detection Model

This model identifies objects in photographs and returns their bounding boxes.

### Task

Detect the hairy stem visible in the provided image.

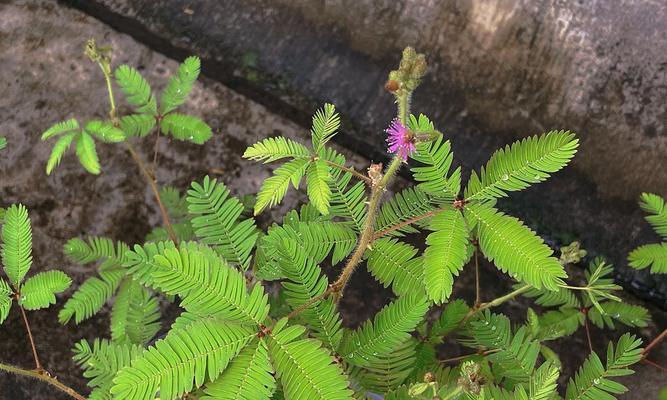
[332,156,403,300]
[0,362,86,400]
[17,302,41,371]
[642,328,667,357]
[320,158,371,184]
[125,142,178,243]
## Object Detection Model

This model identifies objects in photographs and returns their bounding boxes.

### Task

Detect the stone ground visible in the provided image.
[0,0,664,399]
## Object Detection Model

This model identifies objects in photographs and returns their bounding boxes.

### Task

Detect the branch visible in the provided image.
[642,328,667,357]
[125,142,178,243]
[18,302,42,371]
[0,362,86,400]
[320,158,371,185]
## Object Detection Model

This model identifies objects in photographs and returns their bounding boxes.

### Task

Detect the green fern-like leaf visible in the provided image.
[429,299,470,343]
[73,339,144,400]
[365,238,424,297]
[518,284,581,308]
[0,136,6,151]
[160,56,201,114]
[465,203,567,290]
[639,192,667,239]
[120,114,156,138]
[565,333,643,400]
[59,268,125,324]
[465,131,578,201]
[243,136,311,163]
[41,118,80,140]
[64,236,130,265]
[150,243,269,324]
[311,103,340,152]
[114,65,157,115]
[254,158,310,215]
[468,311,539,383]
[587,301,650,330]
[46,132,77,175]
[375,187,435,238]
[276,241,343,350]
[111,320,254,400]
[628,243,667,273]
[1,204,33,286]
[85,120,126,143]
[202,338,276,400]
[18,270,71,310]
[75,131,101,174]
[329,169,366,231]
[526,362,560,400]
[339,294,428,367]
[0,279,13,324]
[268,318,353,400]
[354,338,417,394]
[160,113,212,144]
[424,209,469,303]
[124,241,176,288]
[306,159,332,215]
[410,136,461,202]
[536,308,584,341]
[111,279,161,345]
[187,176,259,269]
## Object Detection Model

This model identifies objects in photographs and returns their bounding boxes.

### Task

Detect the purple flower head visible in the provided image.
[385,119,416,161]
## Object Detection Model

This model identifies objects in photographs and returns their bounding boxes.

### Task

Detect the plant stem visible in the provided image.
[102,69,117,122]
[320,158,371,184]
[17,303,42,371]
[372,207,442,240]
[0,362,86,400]
[332,156,403,300]
[438,349,498,364]
[125,142,178,243]
[642,328,667,357]
[463,284,532,324]
[582,307,593,353]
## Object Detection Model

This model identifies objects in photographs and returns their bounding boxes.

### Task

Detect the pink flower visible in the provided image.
[385,119,416,161]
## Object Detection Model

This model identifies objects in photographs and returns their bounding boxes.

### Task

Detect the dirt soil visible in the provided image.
[0,1,664,399]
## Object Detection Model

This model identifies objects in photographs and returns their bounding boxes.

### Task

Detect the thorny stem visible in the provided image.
[582,307,593,353]
[0,362,86,400]
[125,142,178,243]
[320,158,372,184]
[17,297,41,371]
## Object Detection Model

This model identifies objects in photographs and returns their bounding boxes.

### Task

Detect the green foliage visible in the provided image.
[423,209,469,303]
[466,203,567,290]
[628,192,667,273]
[111,319,254,400]
[310,103,340,152]
[0,279,13,323]
[339,294,428,367]
[565,334,643,400]
[243,136,310,163]
[19,270,71,310]
[75,131,101,174]
[268,318,353,400]
[0,136,6,151]
[114,65,157,115]
[465,131,578,201]
[110,279,161,345]
[73,339,144,400]
[59,268,124,324]
[410,136,461,202]
[254,158,310,215]
[365,238,424,297]
[119,114,156,138]
[160,56,201,115]
[306,159,332,215]
[202,339,276,400]
[1,204,33,286]
[429,299,470,343]
[160,113,212,144]
[187,176,259,269]
[375,187,434,237]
